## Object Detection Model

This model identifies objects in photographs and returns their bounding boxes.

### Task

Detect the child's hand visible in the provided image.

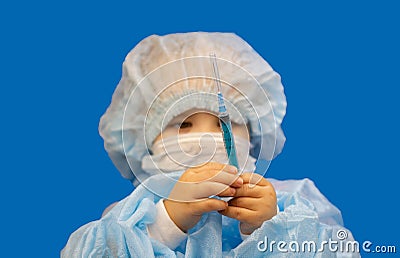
[164,162,243,232]
[218,172,277,235]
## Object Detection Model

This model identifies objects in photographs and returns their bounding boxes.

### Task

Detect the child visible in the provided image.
[62,32,359,257]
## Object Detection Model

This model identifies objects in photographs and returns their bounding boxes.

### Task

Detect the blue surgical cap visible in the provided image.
[99,32,287,185]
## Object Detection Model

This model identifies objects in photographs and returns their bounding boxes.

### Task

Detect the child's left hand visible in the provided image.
[218,172,277,235]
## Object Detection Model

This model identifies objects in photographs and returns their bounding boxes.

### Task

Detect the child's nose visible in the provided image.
[196,122,220,133]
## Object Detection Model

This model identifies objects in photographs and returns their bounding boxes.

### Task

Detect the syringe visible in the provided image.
[210,54,239,169]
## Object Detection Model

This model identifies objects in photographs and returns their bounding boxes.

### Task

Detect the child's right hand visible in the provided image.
[164,162,243,232]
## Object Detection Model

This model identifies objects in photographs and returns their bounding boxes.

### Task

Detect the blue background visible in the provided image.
[1,0,399,257]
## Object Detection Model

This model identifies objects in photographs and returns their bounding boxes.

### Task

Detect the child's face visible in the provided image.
[153,111,249,145]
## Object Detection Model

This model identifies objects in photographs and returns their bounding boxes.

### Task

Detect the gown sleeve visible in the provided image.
[61,184,177,258]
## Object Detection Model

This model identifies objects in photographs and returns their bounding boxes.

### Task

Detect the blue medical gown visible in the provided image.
[61,172,359,257]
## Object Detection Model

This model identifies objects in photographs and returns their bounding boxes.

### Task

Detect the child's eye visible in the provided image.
[179,122,192,129]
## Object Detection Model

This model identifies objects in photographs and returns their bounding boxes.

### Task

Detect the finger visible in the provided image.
[218,205,256,223]
[193,181,236,199]
[233,184,267,198]
[169,181,235,201]
[190,199,228,215]
[195,162,238,174]
[217,187,237,197]
[240,173,269,186]
[203,171,243,188]
[227,197,260,211]
[188,167,242,187]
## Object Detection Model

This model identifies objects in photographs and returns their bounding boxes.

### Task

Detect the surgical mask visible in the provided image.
[141,132,256,174]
